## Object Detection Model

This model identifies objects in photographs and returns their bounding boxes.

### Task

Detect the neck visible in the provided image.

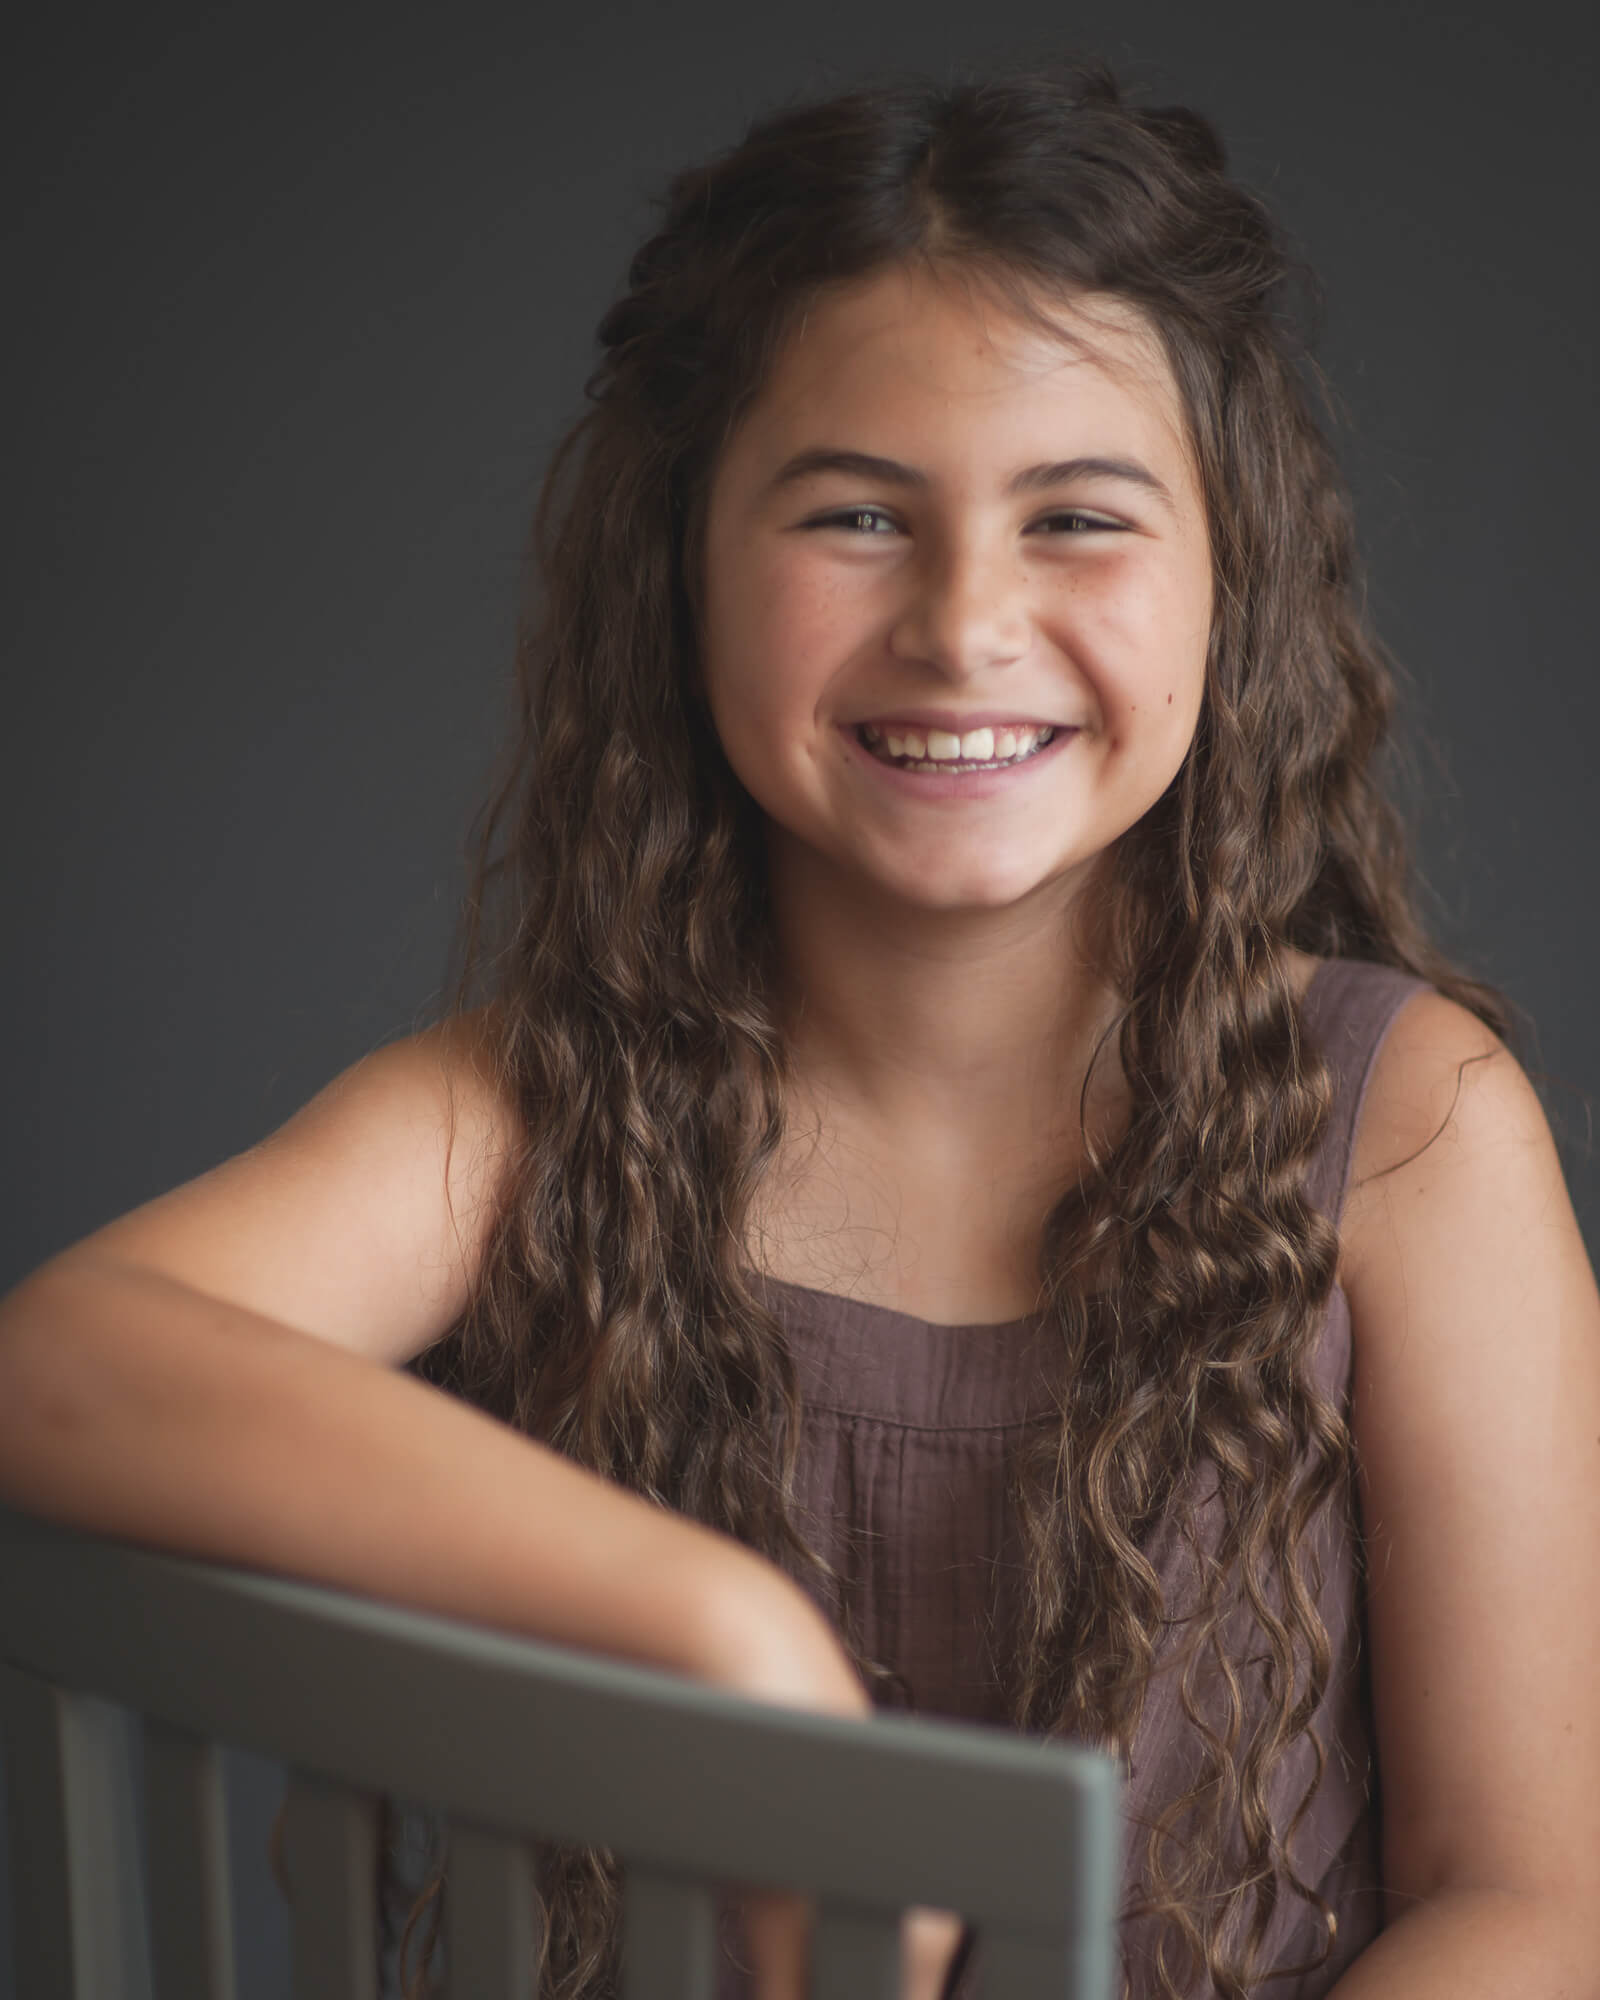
[766,842,1123,1159]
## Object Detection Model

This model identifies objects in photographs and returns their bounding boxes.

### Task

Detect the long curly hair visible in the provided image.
[379,57,1509,1999]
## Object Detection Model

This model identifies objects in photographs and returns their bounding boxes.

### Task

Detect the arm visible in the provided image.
[0,1020,861,1708]
[0,1021,948,1996]
[1326,991,1600,1997]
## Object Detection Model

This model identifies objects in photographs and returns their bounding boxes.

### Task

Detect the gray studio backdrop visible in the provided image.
[3,3,1595,1995]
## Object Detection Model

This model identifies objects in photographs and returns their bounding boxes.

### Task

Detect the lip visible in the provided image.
[850,709,1065,733]
[839,719,1076,799]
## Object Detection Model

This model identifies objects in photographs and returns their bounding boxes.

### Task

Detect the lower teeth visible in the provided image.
[900,759,1015,771]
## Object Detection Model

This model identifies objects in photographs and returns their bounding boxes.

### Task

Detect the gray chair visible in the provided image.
[0,1501,1119,1999]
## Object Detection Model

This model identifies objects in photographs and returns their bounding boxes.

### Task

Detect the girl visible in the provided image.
[2,57,1596,2000]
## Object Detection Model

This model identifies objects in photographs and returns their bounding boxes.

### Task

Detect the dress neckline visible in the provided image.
[745,1266,1042,1335]
[739,956,1343,1336]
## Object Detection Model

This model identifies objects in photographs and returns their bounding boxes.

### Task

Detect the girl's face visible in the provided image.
[696,263,1214,919]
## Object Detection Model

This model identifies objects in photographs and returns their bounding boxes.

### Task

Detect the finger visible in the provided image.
[737,1884,813,2000]
[901,1904,965,2000]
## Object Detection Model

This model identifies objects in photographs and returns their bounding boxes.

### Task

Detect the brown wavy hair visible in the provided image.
[379,56,1509,2000]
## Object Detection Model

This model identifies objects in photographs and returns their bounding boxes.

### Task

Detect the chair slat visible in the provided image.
[621,1865,719,2000]
[0,1665,152,2000]
[281,1771,379,2000]
[142,1717,237,2000]
[443,1819,540,1998]
[0,1663,74,2000]
[982,1923,1112,2000]
[810,1900,902,1999]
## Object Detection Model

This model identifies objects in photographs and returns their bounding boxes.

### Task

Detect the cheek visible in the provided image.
[765,557,862,656]
[709,549,834,679]
[1084,552,1209,685]
[702,594,815,777]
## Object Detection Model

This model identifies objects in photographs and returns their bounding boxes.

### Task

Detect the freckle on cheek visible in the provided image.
[1167,692,1173,705]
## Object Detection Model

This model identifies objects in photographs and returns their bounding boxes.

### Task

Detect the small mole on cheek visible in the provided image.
[1166,692,1173,705]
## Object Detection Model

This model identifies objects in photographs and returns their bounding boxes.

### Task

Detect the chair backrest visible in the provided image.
[0,1502,1120,2000]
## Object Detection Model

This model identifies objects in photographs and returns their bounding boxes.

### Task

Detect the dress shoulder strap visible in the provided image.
[1299,957,1432,1222]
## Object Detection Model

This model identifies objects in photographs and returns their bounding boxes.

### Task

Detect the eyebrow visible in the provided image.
[766,447,1177,511]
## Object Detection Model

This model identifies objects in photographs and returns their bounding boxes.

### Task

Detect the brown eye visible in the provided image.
[1033,511,1118,534]
[809,508,898,534]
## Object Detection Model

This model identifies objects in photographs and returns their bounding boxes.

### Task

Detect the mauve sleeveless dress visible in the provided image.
[715,956,1422,1999]
[377,957,1424,2000]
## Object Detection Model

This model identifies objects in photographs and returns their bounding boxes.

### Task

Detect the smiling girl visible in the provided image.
[2,58,1596,2000]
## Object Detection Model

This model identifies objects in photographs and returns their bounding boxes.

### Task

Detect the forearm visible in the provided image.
[0,1256,834,1697]
[1326,1887,1598,2000]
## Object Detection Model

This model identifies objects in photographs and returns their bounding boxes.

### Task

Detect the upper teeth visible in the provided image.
[860,723,1053,762]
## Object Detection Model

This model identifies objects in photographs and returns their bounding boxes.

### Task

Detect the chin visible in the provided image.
[880,871,1055,913]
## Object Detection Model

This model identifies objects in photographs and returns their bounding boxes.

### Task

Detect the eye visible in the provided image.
[806,507,900,534]
[1030,511,1122,535]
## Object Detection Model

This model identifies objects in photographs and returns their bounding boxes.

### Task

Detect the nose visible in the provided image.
[885,531,1032,679]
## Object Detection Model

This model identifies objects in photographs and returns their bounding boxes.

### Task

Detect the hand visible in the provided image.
[697,1560,966,1996]
[738,1888,965,2000]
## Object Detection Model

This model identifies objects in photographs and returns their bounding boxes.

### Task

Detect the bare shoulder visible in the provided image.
[48,1007,524,1371]
[1337,985,1554,1291]
[308,1005,518,1174]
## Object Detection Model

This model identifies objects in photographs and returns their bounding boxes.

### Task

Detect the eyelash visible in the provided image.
[806,507,1121,537]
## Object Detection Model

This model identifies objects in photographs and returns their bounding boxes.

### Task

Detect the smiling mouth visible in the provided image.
[856,721,1059,771]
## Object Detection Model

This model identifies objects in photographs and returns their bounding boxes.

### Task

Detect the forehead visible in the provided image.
[729,263,1191,466]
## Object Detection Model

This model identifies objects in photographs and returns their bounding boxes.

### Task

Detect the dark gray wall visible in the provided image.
[3,4,1594,1994]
